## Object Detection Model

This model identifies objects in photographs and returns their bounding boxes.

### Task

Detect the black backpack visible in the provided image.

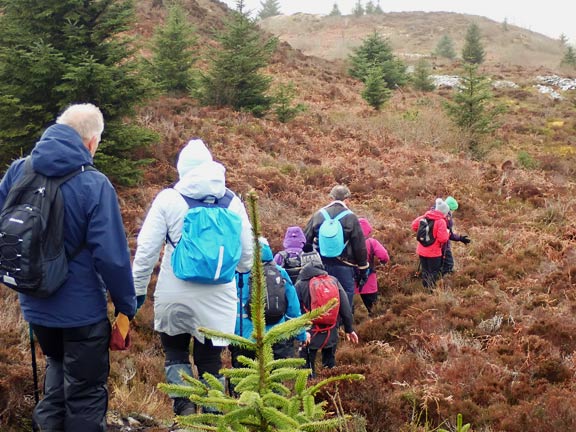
[278,250,302,284]
[416,217,436,247]
[247,262,287,325]
[0,158,95,297]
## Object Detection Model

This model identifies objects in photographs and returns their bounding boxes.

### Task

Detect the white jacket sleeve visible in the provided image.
[132,192,170,297]
[229,194,254,274]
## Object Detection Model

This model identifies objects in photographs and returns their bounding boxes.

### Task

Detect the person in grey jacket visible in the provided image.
[304,185,368,311]
[132,139,253,415]
[0,104,136,432]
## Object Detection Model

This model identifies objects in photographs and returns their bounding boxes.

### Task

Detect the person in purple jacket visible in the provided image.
[273,226,307,284]
[0,104,136,432]
[441,196,471,275]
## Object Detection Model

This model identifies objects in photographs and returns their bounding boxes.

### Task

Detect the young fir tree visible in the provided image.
[148,4,197,94]
[365,0,375,15]
[412,59,435,92]
[560,33,569,46]
[272,83,307,123]
[159,191,364,431]
[434,35,457,59]
[199,0,277,117]
[352,0,364,17]
[348,32,407,88]
[443,64,504,155]
[258,0,281,19]
[462,23,485,64]
[0,0,155,185]
[361,66,391,110]
[329,3,341,16]
[561,46,576,68]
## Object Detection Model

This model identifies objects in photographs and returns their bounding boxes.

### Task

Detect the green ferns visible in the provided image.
[159,191,363,431]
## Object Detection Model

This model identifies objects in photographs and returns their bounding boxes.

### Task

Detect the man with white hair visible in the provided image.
[0,103,136,431]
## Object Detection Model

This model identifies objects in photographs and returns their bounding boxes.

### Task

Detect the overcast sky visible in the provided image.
[222,0,576,43]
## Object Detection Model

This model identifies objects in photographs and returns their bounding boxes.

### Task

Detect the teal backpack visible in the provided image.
[318,208,352,258]
[170,190,243,284]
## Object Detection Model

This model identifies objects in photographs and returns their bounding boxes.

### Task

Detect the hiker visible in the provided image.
[0,104,136,431]
[303,185,369,312]
[295,259,358,377]
[273,226,307,284]
[232,237,308,366]
[132,138,253,416]
[354,217,390,317]
[441,196,471,275]
[412,198,450,291]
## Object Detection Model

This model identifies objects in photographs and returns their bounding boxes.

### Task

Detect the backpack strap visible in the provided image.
[320,208,352,223]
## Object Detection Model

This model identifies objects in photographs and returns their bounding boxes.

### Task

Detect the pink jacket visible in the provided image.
[411,210,449,258]
[354,218,389,295]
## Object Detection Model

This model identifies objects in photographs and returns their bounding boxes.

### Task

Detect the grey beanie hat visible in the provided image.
[330,185,351,200]
[435,198,450,215]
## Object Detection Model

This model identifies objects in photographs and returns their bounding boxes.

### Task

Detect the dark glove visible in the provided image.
[357,268,369,292]
[136,295,146,311]
[460,235,471,245]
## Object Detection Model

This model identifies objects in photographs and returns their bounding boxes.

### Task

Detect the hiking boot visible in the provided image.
[173,397,196,416]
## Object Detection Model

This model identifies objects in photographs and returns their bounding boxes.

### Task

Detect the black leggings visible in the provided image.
[159,332,223,376]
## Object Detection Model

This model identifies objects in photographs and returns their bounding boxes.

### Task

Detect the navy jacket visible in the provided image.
[0,124,136,327]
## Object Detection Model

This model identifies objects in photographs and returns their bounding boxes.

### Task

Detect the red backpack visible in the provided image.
[308,274,340,330]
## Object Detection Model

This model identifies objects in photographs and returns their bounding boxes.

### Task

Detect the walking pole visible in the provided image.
[29,324,39,406]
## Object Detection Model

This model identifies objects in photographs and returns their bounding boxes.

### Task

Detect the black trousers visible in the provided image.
[300,345,336,377]
[420,256,443,290]
[159,332,223,376]
[360,292,378,316]
[31,319,111,432]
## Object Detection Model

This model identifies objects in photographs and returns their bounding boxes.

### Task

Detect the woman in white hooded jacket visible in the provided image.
[132,139,253,415]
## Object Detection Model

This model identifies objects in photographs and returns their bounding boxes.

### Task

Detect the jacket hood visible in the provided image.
[424,209,448,221]
[298,262,327,281]
[358,218,372,237]
[260,240,274,262]
[174,160,226,198]
[30,124,94,177]
[283,226,306,251]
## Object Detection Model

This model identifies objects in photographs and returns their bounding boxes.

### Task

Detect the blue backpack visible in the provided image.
[318,208,352,258]
[170,190,243,284]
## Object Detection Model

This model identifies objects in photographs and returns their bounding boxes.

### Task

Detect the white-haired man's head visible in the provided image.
[56,103,104,156]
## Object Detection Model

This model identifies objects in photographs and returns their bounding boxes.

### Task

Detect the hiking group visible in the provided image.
[0,102,467,430]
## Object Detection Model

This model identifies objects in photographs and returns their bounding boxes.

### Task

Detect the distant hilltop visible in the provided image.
[260,11,565,69]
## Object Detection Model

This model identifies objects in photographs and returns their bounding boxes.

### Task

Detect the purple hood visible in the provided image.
[283,226,306,252]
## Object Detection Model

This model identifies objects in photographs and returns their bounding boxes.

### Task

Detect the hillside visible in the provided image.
[2,1,576,431]
[260,11,565,69]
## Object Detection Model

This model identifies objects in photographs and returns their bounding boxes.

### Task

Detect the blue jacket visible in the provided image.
[0,124,136,327]
[235,243,306,342]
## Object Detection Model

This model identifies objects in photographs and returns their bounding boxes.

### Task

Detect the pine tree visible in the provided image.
[435,34,457,59]
[199,0,277,117]
[362,67,391,110]
[0,0,155,185]
[348,32,407,88]
[462,23,485,64]
[443,64,504,155]
[352,0,364,17]
[560,33,568,46]
[412,59,435,92]
[502,17,509,31]
[329,3,341,16]
[148,4,197,93]
[258,0,281,19]
[561,46,576,68]
[272,83,307,123]
[365,0,375,15]
[159,191,364,431]
[374,0,384,14]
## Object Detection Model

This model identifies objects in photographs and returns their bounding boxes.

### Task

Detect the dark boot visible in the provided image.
[165,363,196,415]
